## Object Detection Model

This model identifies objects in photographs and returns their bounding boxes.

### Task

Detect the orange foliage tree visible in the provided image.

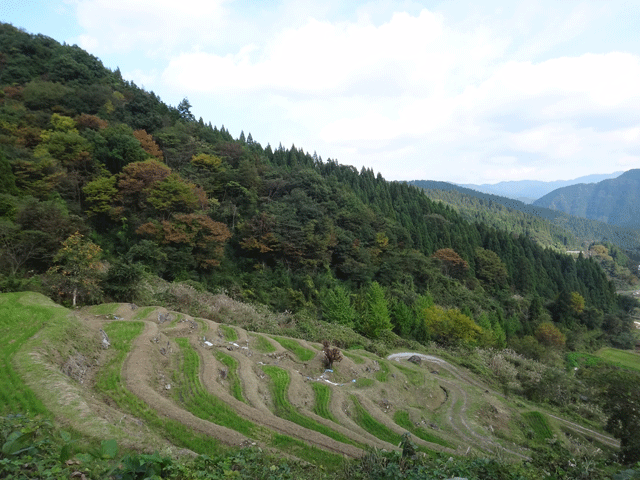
[137,213,230,269]
[432,248,469,279]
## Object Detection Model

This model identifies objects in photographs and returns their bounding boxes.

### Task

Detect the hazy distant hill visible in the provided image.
[533,169,640,230]
[409,179,640,255]
[462,172,623,203]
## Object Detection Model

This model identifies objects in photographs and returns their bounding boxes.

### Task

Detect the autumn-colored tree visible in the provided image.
[534,322,566,348]
[133,129,164,160]
[432,248,469,279]
[137,213,230,269]
[75,113,108,131]
[47,232,103,306]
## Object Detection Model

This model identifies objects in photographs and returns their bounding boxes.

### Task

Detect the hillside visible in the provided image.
[533,169,640,229]
[410,179,640,257]
[2,21,640,478]
[2,290,632,479]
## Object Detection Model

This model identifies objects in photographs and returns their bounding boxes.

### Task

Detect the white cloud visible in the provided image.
[72,0,228,55]
[62,0,640,183]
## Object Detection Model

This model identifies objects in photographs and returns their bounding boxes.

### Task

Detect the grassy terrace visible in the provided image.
[175,339,343,466]
[393,362,425,386]
[393,410,452,448]
[312,383,337,422]
[0,292,56,415]
[262,365,359,447]
[97,322,223,455]
[213,350,245,402]
[522,411,554,443]
[218,324,238,342]
[272,337,315,361]
[174,338,255,436]
[596,347,640,373]
[374,360,390,382]
[252,334,277,353]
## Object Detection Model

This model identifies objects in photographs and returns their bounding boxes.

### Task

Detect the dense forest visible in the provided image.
[0,21,636,355]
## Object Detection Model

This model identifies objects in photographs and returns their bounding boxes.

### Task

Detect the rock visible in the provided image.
[407,355,422,365]
[99,329,110,349]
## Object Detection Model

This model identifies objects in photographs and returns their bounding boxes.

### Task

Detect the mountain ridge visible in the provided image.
[462,171,623,203]
[533,169,640,229]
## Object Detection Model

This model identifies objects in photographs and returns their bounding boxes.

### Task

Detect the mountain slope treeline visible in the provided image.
[0,23,635,352]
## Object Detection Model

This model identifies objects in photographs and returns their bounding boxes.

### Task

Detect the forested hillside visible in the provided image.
[533,169,640,229]
[411,180,640,257]
[0,22,636,354]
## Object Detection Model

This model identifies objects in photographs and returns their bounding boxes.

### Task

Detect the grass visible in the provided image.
[261,365,358,446]
[218,324,238,342]
[343,351,366,364]
[213,350,245,402]
[350,395,402,446]
[375,360,390,382]
[272,337,315,362]
[173,338,255,436]
[393,410,453,448]
[0,292,60,415]
[132,306,156,321]
[393,363,424,386]
[522,411,554,442]
[88,303,120,315]
[252,334,277,353]
[354,378,375,388]
[596,347,640,373]
[566,352,604,369]
[312,383,337,422]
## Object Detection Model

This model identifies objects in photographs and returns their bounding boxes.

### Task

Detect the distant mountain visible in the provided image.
[409,179,640,255]
[462,172,623,203]
[533,169,640,230]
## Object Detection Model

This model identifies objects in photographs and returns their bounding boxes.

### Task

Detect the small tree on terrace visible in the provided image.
[48,232,103,306]
[322,341,343,369]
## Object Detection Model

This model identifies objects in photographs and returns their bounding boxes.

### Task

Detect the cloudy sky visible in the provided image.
[3,1,640,184]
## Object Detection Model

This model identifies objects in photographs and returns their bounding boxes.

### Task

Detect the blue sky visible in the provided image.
[3,0,640,184]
